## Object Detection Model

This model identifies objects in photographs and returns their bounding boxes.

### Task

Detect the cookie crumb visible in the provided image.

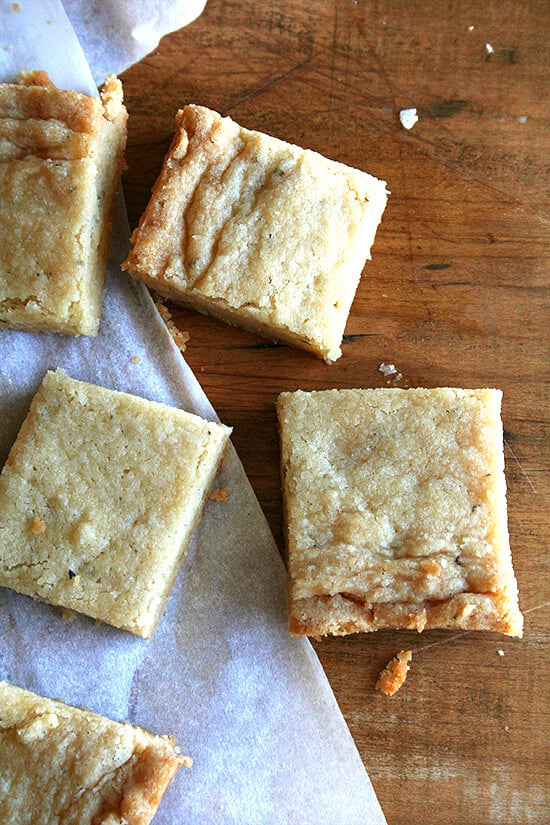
[209,487,229,502]
[379,362,402,381]
[130,356,141,364]
[497,649,504,656]
[399,108,418,130]
[376,650,412,696]
[485,43,494,55]
[155,300,190,353]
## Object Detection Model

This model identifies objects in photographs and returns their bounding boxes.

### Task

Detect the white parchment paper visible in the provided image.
[0,2,386,822]
[63,0,208,85]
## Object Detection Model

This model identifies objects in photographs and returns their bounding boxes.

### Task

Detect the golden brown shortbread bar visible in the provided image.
[0,681,189,825]
[123,105,388,362]
[0,71,127,335]
[0,371,231,638]
[277,387,523,637]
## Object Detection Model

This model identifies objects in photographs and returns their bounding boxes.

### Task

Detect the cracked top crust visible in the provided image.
[123,105,388,361]
[277,387,523,637]
[0,681,188,825]
[0,71,127,335]
[0,371,231,638]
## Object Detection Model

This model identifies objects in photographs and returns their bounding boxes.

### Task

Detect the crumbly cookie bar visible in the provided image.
[123,105,388,362]
[0,680,189,825]
[277,387,523,637]
[0,371,231,638]
[0,71,127,335]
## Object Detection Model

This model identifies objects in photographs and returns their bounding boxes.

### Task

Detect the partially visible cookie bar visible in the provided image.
[0,680,189,825]
[123,105,388,362]
[0,71,127,335]
[277,387,523,637]
[0,371,231,638]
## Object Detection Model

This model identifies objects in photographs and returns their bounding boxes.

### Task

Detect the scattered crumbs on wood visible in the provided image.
[518,115,527,123]
[210,487,229,502]
[504,725,510,732]
[399,107,418,130]
[31,517,46,535]
[376,650,413,696]
[497,649,505,656]
[379,362,403,382]
[155,299,190,353]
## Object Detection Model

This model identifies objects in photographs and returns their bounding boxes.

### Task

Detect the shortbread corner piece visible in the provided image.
[277,387,523,639]
[0,680,189,825]
[123,105,388,362]
[0,70,127,335]
[0,370,231,638]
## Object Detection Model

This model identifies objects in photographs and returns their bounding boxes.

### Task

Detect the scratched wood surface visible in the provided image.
[121,2,550,822]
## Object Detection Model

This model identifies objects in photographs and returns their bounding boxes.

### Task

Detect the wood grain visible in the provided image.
[121,1,550,822]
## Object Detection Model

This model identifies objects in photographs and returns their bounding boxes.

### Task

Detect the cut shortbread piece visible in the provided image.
[0,371,231,638]
[277,387,523,638]
[0,680,189,825]
[0,71,127,335]
[123,105,388,362]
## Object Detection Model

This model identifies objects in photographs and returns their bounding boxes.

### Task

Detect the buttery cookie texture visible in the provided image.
[0,371,231,638]
[0,71,127,335]
[0,681,189,825]
[123,105,388,362]
[277,387,523,638]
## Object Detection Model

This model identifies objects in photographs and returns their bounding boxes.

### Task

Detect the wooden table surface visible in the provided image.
[121,2,550,822]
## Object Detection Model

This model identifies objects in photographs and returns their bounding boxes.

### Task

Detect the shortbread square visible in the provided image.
[0,71,127,335]
[277,387,523,637]
[122,105,388,362]
[0,371,231,638]
[0,681,189,825]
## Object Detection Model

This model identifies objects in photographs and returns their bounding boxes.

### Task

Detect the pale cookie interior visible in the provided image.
[0,71,127,336]
[0,680,188,825]
[123,105,388,362]
[277,387,523,637]
[0,371,231,638]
